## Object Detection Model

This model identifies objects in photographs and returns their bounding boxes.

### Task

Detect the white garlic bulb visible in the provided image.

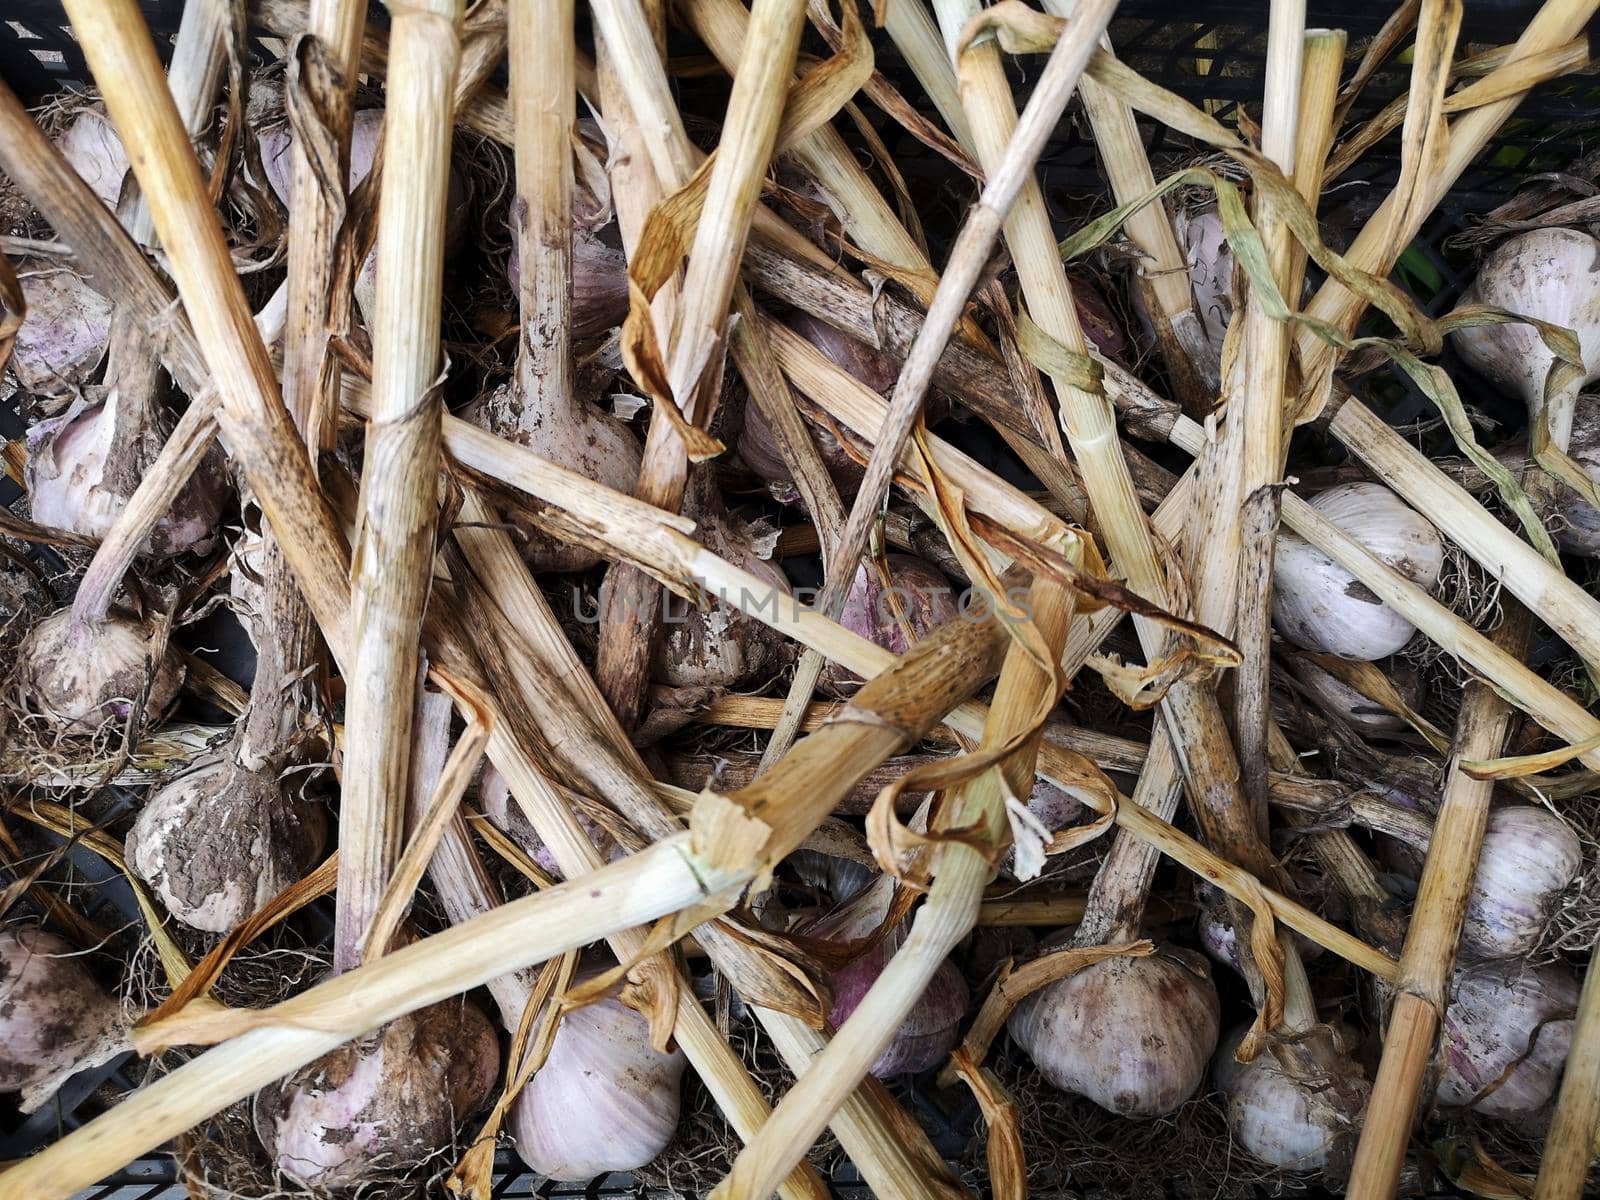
[1273,483,1444,660]
[1451,228,1600,412]
[0,927,128,1113]
[1461,805,1581,958]
[1213,1025,1371,1174]
[1009,946,1220,1117]
[510,992,685,1180]
[254,999,499,1190]
[1438,959,1578,1119]
[12,609,186,735]
[56,109,130,210]
[127,759,328,933]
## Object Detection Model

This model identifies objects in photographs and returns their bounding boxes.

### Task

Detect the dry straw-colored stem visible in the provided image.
[591,0,808,726]
[334,0,462,972]
[1535,953,1600,1198]
[1346,607,1530,1199]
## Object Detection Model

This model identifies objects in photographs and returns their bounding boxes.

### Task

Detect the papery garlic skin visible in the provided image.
[1009,946,1221,1117]
[510,993,685,1180]
[12,609,186,735]
[254,999,498,1191]
[56,109,130,210]
[1438,959,1578,1119]
[1273,483,1444,660]
[0,927,127,1113]
[127,760,328,933]
[1213,1025,1370,1174]
[9,264,114,397]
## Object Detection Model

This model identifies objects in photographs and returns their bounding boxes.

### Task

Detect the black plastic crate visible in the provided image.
[2,2,1598,1198]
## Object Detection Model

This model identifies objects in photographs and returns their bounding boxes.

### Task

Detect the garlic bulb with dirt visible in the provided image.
[11,606,185,735]
[1212,1024,1370,1174]
[819,554,960,696]
[652,464,791,688]
[808,880,969,1078]
[126,758,327,933]
[1010,769,1220,1117]
[504,224,630,341]
[510,990,686,1180]
[1288,656,1422,737]
[0,926,127,1113]
[254,997,499,1191]
[8,262,114,396]
[1272,483,1444,659]
[1437,959,1578,1119]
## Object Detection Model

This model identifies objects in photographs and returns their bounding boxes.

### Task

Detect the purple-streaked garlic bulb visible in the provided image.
[1374,804,1580,958]
[0,927,127,1113]
[1198,898,1323,978]
[25,394,227,557]
[736,312,892,501]
[809,886,968,1078]
[504,226,629,341]
[510,991,685,1179]
[1438,959,1578,1119]
[8,264,114,396]
[652,468,791,688]
[126,759,327,933]
[1272,483,1444,660]
[819,554,960,696]
[254,998,499,1191]
[56,108,130,210]
[1009,946,1220,1117]
[11,608,185,735]
[1068,270,1129,363]
[1289,656,1422,737]
[1213,1024,1370,1174]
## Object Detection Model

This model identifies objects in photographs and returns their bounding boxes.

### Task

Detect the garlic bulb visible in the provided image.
[814,889,969,1078]
[254,999,499,1191]
[1009,946,1220,1117]
[1289,656,1422,736]
[652,468,791,688]
[0,927,127,1113]
[1438,959,1578,1119]
[505,226,630,339]
[8,263,114,396]
[12,608,185,735]
[1451,228,1600,413]
[510,991,685,1180]
[1375,803,1581,958]
[26,395,227,557]
[56,109,130,210]
[127,759,327,933]
[1460,805,1581,958]
[819,554,961,696]
[1272,483,1444,660]
[1212,1025,1370,1174]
